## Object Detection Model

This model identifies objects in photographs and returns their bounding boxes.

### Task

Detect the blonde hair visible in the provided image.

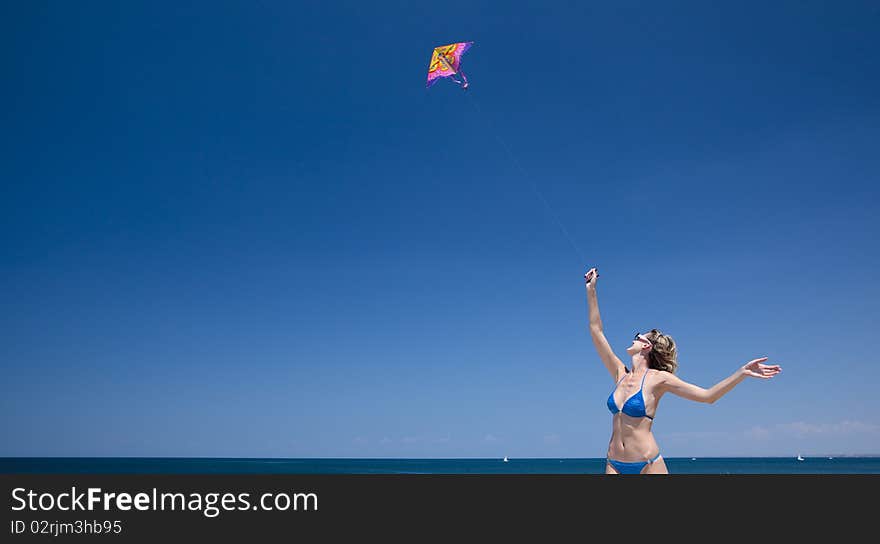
[645,329,678,374]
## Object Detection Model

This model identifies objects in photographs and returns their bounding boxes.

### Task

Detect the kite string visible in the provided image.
[464,92,588,271]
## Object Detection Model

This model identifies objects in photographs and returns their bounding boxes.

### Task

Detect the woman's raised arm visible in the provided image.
[585,268,626,382]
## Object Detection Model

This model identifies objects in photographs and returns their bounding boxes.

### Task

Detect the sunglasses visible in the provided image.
[634,333,653,346]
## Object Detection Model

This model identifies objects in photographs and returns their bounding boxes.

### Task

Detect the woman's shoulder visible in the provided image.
[647,368,675,386]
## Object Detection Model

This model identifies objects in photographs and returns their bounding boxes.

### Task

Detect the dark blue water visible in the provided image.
[3,457,880,474]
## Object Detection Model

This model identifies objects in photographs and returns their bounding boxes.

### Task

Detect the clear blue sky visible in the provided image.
[3,1,879,458]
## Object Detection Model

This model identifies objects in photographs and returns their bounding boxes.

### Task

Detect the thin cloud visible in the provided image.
[400,434,452,444]
[744,426,771,439]
[775,420,880,437]
[664,430,732,440]
[670,420,880,442]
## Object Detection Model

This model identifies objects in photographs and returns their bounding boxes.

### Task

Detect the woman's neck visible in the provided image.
[630,356,649,374]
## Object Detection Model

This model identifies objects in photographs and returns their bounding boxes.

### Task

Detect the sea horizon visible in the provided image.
[4,453,880,459]
[4,456,880,474]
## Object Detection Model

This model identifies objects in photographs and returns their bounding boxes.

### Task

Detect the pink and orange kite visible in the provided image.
[426,42,473,89]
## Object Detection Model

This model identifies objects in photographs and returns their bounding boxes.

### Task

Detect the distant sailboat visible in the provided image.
[503,456,509,462]
[797,454,805,461]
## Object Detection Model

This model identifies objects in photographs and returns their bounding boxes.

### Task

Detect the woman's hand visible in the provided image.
[741,357,782,379]
[584,267,599,291]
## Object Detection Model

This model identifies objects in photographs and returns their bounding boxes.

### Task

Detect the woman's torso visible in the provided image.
[606,369,663,461]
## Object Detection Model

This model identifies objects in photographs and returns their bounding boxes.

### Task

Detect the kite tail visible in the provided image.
[450,71,468,89]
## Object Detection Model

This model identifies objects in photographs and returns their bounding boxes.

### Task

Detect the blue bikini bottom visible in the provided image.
[606,453,662,474]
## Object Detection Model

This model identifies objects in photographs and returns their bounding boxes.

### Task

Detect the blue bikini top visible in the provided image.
[606,370,654,420]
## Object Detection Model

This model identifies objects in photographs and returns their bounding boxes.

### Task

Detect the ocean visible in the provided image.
[3,456,880,474]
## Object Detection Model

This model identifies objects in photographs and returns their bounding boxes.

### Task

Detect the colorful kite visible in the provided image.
[426,42,474,89]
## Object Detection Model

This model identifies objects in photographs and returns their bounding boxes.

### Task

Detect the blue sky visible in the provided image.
[2,1,879,458]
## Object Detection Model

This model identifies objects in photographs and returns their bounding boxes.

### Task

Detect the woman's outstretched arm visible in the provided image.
[585,268,626,381]
[657,357,782,403]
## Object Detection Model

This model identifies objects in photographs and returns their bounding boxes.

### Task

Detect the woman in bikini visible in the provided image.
[584,267,781,474]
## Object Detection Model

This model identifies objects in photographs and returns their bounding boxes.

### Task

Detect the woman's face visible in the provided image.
[625,332,653,356]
